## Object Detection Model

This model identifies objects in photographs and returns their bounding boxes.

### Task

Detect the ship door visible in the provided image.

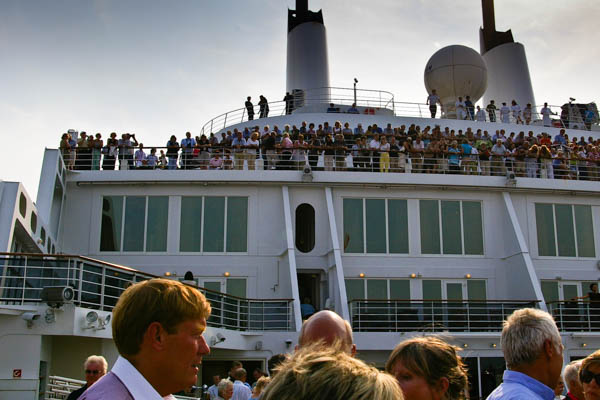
[443,280,467,331]
[297,272,320,320]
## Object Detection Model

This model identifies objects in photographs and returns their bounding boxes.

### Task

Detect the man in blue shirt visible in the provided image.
[180,132,196,170]
[486,308,563,400]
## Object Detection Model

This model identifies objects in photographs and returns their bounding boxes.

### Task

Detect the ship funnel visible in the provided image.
[286,0,330,108]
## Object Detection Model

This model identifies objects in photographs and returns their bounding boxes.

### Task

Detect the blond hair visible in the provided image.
[254,376,271,396]
[112,278,211,356]
[580,349,600,383]
[261,345,402,400]
[385,337,468,400]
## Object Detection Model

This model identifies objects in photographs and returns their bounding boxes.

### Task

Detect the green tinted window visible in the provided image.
[422,280,442,300]
[575,205,595,257]
[226,197,248,252]
[367,279,387,299]
[536,204,556,256]
[420,200,440,254]
[463,202,484,255]
[541,281,559,303]
[180,197,203,252]
[467,280,487,301]
[123,197,146,251]
[100,196,123,251]
[227,278,247,298]
[203,197,225,252]
[390,280,410,299]
[388,200,409,253]
[555,204,576,257]
[345,279,365,302]
[366,199,386,253]
[146,197,168,252]
[441,201,462,254]
[343,199,364,253]
[562,284,579,301]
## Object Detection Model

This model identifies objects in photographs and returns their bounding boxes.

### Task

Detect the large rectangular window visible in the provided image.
[536,203,595,257]
[180,196,248,253]
[101,196,169,252]
[420,200,484,255]
[345,279,410,300]
[343,198,408,254]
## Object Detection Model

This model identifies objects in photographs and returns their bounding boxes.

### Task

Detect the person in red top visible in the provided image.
[540,133,553,147]
[563,360,584,400]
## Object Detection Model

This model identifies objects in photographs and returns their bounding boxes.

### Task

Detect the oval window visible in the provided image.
[30,212,38,233]
[19,193,27,217]
[295,203,315,253]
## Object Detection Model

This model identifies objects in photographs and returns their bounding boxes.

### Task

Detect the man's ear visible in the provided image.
[543,339,556,359]
[145,321,167,352]
[351,344,357,357]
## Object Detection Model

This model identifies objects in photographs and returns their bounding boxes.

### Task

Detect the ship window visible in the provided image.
[420,200,483,255]
[40,227,46,246]
[366,199,386,253]
[47,238,52,254]
[226,197,248,252]
[19,193,27,217]
[147,197,168,252]
[343,199,364,253]
[123,196,146,252]
[203,197,225,252]
[541,281,559,303]
[345,279,365,302]
[101,196,169,252]
[345,279,411,301]
[467,280,487,301]
[295,203,315,253]
[367,279,387,299]
[390,280,410,299]
[343,198,409,254]
[388,200,409,254]
[181,196,248,253]
[100,196,124,251]
[180,197,203,252]
[535,203,595,258]
[226,278,247,298]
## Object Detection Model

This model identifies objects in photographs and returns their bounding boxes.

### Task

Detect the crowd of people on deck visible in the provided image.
[68,278,600,400]
[59,121,600,180]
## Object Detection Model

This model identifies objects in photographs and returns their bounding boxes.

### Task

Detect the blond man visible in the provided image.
[80,278,211,400]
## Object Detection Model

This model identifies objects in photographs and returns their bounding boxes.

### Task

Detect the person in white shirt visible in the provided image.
[207,375,221,400]
[146,148,158,169]
[134,143,147,168]
[426,89,441,118]
[475,105,487,122]
[80,279,211,400]
[455,96,466,120]
[541,102,556,127]
[231,368,252,400]
[500,102,510,123]
[511,100,523,124]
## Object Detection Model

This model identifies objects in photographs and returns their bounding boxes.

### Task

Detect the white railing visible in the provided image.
[0,253,296,331]
[348,299,539,332]
[548,301,600,332]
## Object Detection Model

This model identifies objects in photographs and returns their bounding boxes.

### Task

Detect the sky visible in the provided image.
[1,0,599,199]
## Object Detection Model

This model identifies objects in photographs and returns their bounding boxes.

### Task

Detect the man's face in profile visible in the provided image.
[162,318,210,391]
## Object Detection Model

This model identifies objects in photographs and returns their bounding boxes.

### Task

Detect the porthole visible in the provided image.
[19,193,27,217]
[30,212,37,233]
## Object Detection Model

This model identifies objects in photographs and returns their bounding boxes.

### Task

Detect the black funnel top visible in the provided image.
[480,0,514,54]
[288,0,324,33]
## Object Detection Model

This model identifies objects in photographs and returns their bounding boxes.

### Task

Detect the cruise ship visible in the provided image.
[1,1,599,399]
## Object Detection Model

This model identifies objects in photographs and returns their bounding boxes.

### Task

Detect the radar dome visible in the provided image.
[424,45,487,117]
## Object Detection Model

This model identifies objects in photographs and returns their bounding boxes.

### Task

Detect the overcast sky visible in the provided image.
[1,0,599,199]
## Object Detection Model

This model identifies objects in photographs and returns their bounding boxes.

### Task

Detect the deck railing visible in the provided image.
[548,300,600,332]
[348,299,539,332]
[0,253,295,332]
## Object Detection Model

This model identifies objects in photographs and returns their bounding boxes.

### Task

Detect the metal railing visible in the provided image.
[0,253,295,332]
[548,300,600,332]
[348,299,539,332]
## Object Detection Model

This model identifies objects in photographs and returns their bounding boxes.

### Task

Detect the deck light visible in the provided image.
[410,273,417,278]
[224,272,231,277]
[490,343,497,348]
[582,343,588,348]
[359,273,365,278]
[164,272,172,277]
[462,343,468,348]
[465,274,472,279]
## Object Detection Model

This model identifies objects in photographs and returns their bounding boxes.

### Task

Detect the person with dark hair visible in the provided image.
[258,95,269,118]
[245,97,254,121]
[267,354,286,377]
[386,337,468,400]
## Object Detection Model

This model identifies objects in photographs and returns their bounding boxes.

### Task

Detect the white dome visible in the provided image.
[424,45,488,106]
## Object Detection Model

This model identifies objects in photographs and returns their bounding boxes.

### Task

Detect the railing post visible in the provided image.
[223,113,228,130]
[21,256,28,304]
[77,261,84,304]
[210,120,213,134]
[100,264,106,310]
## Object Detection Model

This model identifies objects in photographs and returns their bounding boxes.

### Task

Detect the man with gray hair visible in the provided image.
[563,360,584,400]
[486,308,563,400]
[67,355,108,400]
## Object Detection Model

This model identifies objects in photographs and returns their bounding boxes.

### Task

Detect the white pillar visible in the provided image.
[281,186,303,331]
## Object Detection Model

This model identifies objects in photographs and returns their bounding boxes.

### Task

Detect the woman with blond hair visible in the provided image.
[385,337,468,400]
[250,376,271,400]
[262,345,402,400]
[579,349,600,400]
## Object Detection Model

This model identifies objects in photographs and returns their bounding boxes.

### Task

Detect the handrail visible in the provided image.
[349,298,540,303]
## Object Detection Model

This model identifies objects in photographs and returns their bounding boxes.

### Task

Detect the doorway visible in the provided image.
[201,359,264,387]
[297,272,320,319]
